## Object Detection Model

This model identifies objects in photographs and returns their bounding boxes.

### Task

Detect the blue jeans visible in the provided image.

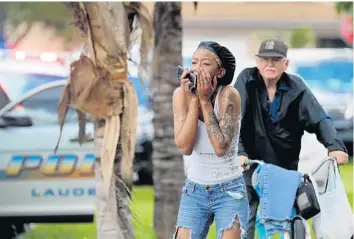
[253,164,301,236]
[174,176,249,239]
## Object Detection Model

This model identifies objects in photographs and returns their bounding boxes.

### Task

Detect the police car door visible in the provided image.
[0,81,95,219]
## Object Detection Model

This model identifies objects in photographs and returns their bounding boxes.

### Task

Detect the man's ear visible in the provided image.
[218,68,226,78]
[284,59,290,71]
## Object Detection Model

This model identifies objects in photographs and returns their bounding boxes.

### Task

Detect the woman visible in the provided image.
[173,41,249,239]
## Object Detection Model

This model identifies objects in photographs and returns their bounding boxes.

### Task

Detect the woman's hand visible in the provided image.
[180,68,197,97]
[197,67,217,103]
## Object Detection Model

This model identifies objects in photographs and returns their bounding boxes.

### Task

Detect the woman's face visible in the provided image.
[191,49,223,80]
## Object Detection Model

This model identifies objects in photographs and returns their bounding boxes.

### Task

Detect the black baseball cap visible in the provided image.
[256,39,288,58]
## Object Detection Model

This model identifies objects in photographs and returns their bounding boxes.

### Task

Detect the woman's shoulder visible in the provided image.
[173,87,186,99]
[220,86,241,101]
[173,87,192,104]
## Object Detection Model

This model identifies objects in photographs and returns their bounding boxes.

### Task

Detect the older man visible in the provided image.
[234,39,348,239]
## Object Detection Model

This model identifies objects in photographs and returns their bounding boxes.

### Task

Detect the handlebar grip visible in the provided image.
[244,159,264,166]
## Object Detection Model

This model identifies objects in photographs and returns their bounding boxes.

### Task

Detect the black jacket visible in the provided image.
[235,67,347,172]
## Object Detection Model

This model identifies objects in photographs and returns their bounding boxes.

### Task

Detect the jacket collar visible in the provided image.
[249,67,307,118]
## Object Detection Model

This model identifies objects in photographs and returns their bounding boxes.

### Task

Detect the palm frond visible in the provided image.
[125,2,153,83]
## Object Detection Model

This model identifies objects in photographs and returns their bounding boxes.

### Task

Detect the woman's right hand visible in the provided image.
[180,68,197,97]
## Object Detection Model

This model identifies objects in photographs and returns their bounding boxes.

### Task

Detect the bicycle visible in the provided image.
[244,159,312,239]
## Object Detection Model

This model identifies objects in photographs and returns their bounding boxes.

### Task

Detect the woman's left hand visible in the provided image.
[197,67,217,103]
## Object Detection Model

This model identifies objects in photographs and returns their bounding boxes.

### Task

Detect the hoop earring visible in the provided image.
[218,69,225,79]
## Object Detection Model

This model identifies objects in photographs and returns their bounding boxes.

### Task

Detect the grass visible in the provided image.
[23,163,353,239]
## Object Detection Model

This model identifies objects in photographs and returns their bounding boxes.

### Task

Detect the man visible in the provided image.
[234,39,348,239]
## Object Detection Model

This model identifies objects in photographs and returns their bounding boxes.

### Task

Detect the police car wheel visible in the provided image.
[0,223,16,239]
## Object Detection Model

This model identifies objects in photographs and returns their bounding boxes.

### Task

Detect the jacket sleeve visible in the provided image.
[300,89,347,153]
[234,68,251,157]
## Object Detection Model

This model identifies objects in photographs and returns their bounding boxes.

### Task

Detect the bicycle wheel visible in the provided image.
[291,217,306,239]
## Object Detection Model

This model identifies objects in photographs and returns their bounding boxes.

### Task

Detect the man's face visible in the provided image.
[256,57,289,81]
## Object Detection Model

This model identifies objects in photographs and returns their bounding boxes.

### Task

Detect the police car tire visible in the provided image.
[0,223,16,239]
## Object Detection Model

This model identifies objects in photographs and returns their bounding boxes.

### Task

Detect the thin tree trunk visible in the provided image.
[57,2,152,238]
[94,119,134,239]
[151,3,185,239]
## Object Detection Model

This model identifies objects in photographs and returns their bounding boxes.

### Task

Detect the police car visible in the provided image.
[0,50,154,237]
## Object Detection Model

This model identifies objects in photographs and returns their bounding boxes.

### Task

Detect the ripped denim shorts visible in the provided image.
[174,175,249,239]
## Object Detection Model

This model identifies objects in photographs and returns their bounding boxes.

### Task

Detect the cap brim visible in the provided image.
[256,52,286,58]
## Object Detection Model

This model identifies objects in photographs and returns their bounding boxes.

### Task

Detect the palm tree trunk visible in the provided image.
[151,3,185,239]
[58,2,150,238]
[94,119,134,239]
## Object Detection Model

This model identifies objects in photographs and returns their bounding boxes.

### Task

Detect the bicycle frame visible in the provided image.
[244,160,300,239]
[244,157,337,239]
[245,159,290,239]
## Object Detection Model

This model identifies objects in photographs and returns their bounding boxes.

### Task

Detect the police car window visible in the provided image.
[10,86,77,125]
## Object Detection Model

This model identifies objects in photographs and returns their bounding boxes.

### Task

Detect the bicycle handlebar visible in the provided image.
[244,159,264,166]
[244,156,337,169]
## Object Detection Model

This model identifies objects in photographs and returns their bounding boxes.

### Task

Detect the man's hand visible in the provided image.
[329,150,348,165]
[239,155,250,170]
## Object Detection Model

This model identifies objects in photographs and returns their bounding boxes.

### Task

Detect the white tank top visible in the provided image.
[183,86,243,185]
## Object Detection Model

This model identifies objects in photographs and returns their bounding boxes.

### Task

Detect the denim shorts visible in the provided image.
[174,175,249,239]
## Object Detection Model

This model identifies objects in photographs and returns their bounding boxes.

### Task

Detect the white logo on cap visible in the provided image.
[265,40,275,50]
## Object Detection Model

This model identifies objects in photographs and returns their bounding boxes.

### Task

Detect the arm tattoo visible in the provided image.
[206,111,227,148]
[203,91,239,150]
[220,93,238,141]
[174,111,187,136]
[174,101,197,126]
[174,112,186,124]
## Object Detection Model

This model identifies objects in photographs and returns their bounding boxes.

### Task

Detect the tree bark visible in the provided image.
[151,2,185,239]
[94,119,134,239]
[57,2,149,238]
